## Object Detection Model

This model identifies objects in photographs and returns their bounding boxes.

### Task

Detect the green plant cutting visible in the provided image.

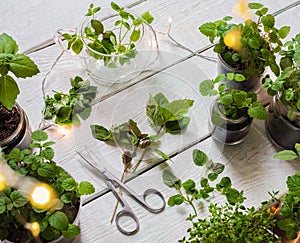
[0,33,40,110]
[200,73,267,120]
[262,34,300,121]
[199,2,290,79]
[0,130,95,242]
[43,76,97,125]
[163,149,281,242]
[63,2,154,66]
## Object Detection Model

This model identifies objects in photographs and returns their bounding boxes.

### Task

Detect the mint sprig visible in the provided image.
[0,33,39,109]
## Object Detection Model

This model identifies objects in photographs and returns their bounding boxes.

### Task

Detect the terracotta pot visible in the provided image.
[209,99,253,145]
[265,94,300,150]
[218,53,263,92]
[0,104,32,152]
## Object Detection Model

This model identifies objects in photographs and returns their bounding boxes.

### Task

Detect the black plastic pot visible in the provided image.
[209,99,253,145]
[266,94,300,150]
[0,104,32,152]
[218,53,263,92]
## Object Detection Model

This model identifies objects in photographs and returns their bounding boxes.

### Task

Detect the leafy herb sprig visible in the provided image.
[262,34,300,121]
[0,130,95,242]
[163,149,244,217]
[200,73,267,120]
[0,33,40,110]
[63,2,154,66]
[273,143,300,161]
[199,2,290,79]
[43,76,97,125]
[163,149,281,242]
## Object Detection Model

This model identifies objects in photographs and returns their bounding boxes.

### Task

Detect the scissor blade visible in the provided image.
[76,150,100,172]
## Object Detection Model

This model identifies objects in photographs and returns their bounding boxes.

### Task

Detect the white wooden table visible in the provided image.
[1,0,300,242]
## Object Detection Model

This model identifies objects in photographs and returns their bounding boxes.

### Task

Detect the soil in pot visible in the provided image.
[209,100,253,145]
[266,95,300,151]
[0,104,32,152]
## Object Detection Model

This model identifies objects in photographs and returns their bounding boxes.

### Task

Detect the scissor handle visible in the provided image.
[140,188,166,213]
[115,207,140,235]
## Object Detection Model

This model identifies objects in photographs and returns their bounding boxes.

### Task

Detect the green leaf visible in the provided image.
[10,190,28,208]
[199,22,216,40]
[274,150,298,160]
[130,29,140,42]
[32,130,48,141]
[62,224,81,239]
[262,14,275,28]
[78,181,95,195]
[248,102,267,120]
[218,176,232,188]
[0,75,19,110]
[168,194,184,206]
[38,163,57,178]
[91,19,104,34]
[278,26,290,39]
[9,54,39,78]
[183,179,196,193]
[71,38,83,54]
[225,188,242,204]
[49,211,69,231]
[0,199,6,214]
[90,124,113,142]
[141,12,154,24]
[193,149,208,166]
[43,141,56,148]
[62,178,77,191]
[154,149,172,161]
[199,79,218,96]
[111,2,121,11]
[208,173,218,181]
[295,143,300,157]
[248,2,263,9]
[41,147,55,160]
[162,170,181,188]
[0,33,18,54]
[165,99,194,119]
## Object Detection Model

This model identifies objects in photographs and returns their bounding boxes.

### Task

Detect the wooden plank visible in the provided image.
[73,119,300,242]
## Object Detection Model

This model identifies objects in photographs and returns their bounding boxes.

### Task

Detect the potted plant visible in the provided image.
[199,73,267,144]
[162,149,281,242]
[0,33,40,152]
[262,34,300,150]
[56,2,155,84]
[0,130,95,242]
[199,2,290,91]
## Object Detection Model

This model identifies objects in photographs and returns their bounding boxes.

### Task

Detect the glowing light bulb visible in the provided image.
[234,0,252,20]
[224,28,242,51]
[30,222,40,237]
[0,173,6,191]
[30,183,54,209]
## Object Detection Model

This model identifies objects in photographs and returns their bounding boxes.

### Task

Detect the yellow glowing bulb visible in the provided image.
[234,0,252,20]
[224,29,242,51]
[30,222,40,237]
[0,173,6,191]
[30,183,54,209]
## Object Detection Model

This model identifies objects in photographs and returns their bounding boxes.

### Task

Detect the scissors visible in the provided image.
[76,150,166,235]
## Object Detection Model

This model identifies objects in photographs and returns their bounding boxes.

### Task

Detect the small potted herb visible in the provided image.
[57,2,154,84]
[163,149,281,242]
[263,34,300,150]
[0,33,40,152]
[200,73,267,144]
[0,130,95,242]
[199,2,290,91]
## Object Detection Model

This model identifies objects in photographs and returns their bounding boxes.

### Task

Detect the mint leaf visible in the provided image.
[0,33,18,54]
[62,178,77,191]
[278,26,290,39]
[193,149,208,166]
[0,75,19,110]
[162,170,181,188]
[248,2,263,9]
[247,102,267,120]
[62,224,80,239]
[274,150,298,161]
[0,198,6,214]
[32,130,48,141]
[38,163,57,178]
[49,211,69,231]
[141,12,154,24]
[130,29,140,42]
[10,191,28,208]
[78,181,95,195]
[199,79,218,96]
[168,194,184,206]
[154,149,172,161]
[90,124,113,141]
[165,99,194,119]
[9,54,39,78]
[183,179,196,193]
[41,147,55,160]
